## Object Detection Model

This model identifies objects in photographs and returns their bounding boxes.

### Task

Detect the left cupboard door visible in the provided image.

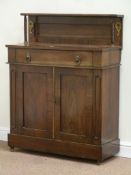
[10,65,53,139]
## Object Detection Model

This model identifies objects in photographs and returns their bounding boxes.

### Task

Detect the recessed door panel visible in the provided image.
[54,68,93,143]
[23,72,48,130]
[15,65,53,138]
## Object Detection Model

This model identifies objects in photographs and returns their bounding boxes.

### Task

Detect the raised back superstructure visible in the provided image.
[22,13,123,47]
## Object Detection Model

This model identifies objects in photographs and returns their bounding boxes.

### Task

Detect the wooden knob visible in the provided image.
[26,52,31,63]
[75,55,81,65]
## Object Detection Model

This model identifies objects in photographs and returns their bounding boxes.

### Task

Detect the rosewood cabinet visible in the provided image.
[7,13,123,162]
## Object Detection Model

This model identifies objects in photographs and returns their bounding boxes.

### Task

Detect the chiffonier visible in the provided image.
[6,13,123,162]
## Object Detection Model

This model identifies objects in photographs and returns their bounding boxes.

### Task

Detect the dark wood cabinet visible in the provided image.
[7,13,123,162]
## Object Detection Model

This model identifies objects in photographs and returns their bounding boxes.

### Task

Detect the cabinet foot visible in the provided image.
[10,146,15,152]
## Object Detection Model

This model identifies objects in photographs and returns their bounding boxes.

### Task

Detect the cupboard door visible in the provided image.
[54,68,93,143]
[12,65,53,138]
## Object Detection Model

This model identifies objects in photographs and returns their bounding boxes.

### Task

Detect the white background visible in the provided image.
[0,0,131,145]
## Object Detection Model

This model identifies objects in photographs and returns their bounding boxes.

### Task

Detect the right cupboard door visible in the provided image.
[54,68,94,144]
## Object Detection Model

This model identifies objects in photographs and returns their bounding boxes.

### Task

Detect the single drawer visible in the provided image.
[15,49,93,66]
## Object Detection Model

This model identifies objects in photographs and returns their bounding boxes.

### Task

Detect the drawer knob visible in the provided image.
[26,53,31,63]
[75,55,81,65]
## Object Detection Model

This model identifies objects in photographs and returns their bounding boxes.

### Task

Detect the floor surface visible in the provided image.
[0,141,131,175]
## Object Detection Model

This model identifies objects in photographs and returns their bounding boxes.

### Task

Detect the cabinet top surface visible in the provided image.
[6,43,121,51]
[21,13,124,17]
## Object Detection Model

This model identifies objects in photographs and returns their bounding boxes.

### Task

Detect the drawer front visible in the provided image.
[15,49,93,66]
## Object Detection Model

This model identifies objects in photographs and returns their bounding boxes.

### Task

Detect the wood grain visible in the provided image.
[7,13,123,162]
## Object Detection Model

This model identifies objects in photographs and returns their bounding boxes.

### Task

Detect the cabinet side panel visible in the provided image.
[92,70,102,145]
[101,67,120,144]
[10,65,17,133]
